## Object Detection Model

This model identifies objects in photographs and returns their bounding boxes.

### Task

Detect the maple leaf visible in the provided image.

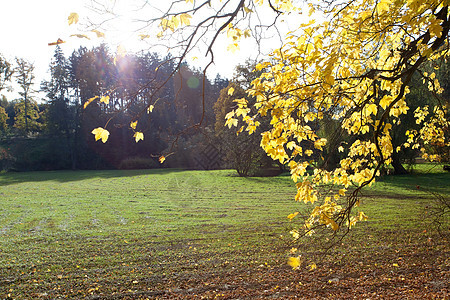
[225,117,238,128]
[91,127,109,143]
[228,87,235,96]
[159,156,166,163]
[130,121,137,130]
[287,256,301,269]
[100,96,110,105]
[376,0,390,13]
[287,212,299,220]
[179,13,192,26]
[68,12,79,25]
[70,34,90,40]
[139,34,150,40]
[92,29,105,38]
[48,38,65,46]
[133,132,144,143]
[227,43,240,53]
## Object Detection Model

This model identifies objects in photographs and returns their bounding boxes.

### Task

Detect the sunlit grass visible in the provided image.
[0,168,448,298]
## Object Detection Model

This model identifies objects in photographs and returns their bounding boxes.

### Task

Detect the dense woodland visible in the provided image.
[0,45,448,175]
[0,46,231,172]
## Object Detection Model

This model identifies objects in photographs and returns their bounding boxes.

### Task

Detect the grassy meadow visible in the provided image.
[0,167,448,299]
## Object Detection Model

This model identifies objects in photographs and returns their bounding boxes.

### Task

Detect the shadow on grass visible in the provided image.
[0,168,184,187]
[376,170,450,195]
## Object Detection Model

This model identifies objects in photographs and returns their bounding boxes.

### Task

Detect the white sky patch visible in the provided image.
[0,0,309,100]
[0,0,89,99]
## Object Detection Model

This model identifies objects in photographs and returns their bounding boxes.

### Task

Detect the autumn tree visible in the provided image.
[214,62,274,176]
[0,106,7,134]
[71,0,449,248]
[0,55,12,134]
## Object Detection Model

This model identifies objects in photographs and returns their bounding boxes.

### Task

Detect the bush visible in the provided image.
[118,157,159,170]
[0,145,15,171]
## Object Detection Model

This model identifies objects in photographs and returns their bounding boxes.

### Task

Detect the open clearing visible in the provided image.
[0,168,449,299]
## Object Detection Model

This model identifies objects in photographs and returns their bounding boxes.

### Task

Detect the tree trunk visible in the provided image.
[391,150,408,175]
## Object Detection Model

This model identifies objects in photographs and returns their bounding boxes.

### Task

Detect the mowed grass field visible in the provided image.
[0,167,449,299]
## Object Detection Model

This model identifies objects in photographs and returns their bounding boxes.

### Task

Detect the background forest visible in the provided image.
[0,46,231,172]
[0,45,448,175]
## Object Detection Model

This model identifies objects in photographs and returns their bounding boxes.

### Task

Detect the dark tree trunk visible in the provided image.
[391,150,408,175]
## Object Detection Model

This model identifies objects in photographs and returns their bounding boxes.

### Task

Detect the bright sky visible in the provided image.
[0,0,93,99]
[0,0,301,100]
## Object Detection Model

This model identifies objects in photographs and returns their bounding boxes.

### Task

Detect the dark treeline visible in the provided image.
[0,45,229,171]
[1,45,447,175]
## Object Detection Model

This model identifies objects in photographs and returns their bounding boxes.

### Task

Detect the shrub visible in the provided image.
[118,157,158,170]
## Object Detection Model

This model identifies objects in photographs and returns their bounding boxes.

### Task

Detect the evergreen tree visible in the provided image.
[14,58,39,135]
[0,54,13,93]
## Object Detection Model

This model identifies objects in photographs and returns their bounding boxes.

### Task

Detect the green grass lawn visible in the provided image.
[0,168,448,299]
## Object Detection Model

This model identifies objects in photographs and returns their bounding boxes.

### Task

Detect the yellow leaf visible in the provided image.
[323,214,339,231]
[68,12,79,25]
[225,111,235,120]
[429,20,443,38]
[393,263,399,267]
[309,262,317,271]
[236,125,244,136]
[287,256,301,269]
[228,87,235,96]
[227,43,240,53]
[91,127,109,143]
[377,0,390,13]
[139,34,150,40]
[100,95,110,105]
[83,96,99,109]
[225,117,238,129]
[287,212,299,220]
[48,38,65,46]
[130,121,137,130]
[305,149,313,156]
[92,29,105,38]
[186,0,194,3]
[358,211,368,221]
[159,156,166,163]
[179,13,192,26]
[366,104,378,116]
[148,105,154,113]
[133,132,144,143]
[70,34,90,40]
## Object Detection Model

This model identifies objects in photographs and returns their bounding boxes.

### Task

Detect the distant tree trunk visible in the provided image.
[24,94,28,133]
[72,97,82,170]
[391,150,408,175]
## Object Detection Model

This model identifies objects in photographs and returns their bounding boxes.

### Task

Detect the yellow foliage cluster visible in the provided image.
[224,0,449,237]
